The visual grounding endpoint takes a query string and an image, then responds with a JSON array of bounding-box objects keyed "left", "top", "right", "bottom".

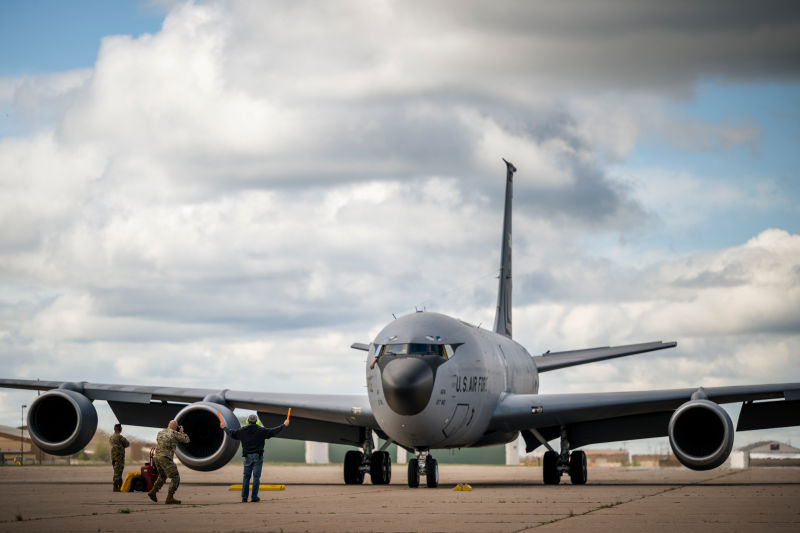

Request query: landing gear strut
[
  {"left": 343, "top": 430, "right": 392, "bottom": 485},
  {"left": 542, "top": 427, "right": 587, "bottom": 485},
  {"left": 407, "top": 449, "right": 438, "bottom": 488}
]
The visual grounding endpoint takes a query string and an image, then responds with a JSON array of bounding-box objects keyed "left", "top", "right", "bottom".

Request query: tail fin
[{"left": 493, "top": 159, "right": 516, "bottom": 338}]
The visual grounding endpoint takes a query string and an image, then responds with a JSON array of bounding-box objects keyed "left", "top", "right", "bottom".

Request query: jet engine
[
  {"left": 668, "top": 399, "right": 734, "bottom": 470},
  {"left": 174, "top": 401, "right": 241, "bottom": 471},
  {"left": 27, "top": 388, "right": 98, "bottom": 456}
]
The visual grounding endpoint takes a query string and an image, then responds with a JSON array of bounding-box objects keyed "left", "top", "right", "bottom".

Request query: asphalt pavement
[{"left": 1, "top": 464, "right": 798, "bottom": 532}]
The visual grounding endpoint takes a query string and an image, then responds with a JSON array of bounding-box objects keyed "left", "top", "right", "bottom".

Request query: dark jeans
[{"left": 242, "top": 453, "right": 264, "bottom": 500}]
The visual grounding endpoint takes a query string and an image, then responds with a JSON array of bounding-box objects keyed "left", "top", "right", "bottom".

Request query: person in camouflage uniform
[
  {"left": 147, "top": 419, "right": 190, "bottom": 504},
  {"left": 110, "top": 423, "right": 130, "bottom": 492}
]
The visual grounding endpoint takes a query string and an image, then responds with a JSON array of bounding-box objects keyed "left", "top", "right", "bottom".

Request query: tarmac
[{"left": 0, "top": 464, "right": 798, "bottom": 532}]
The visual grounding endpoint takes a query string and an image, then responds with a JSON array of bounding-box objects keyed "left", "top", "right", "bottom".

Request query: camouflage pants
[
  {"left": 111, "top": 457, "right": 125, "bottom": 486},
  {"left": 153, "top": 455, "right": 181, "bottom": 494}
]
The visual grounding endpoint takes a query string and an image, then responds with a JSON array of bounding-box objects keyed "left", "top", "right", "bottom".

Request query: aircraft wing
[
  {"left": 490, "top": 382, "right": 800, "bottom": 452},
  {"left": 0, "top": 378, "right": 376, "bottom": 446},
  {"left": 533, "top": 341, "right": 677, "bottom": 372}
]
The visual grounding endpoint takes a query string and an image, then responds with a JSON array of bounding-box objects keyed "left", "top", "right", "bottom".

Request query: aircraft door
[{"left": 442, "top": 403, "right": 471, "bottom": 438}]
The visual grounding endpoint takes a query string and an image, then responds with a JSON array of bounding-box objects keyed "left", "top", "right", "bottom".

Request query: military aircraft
[{"left": 2, "top": 160, "right": 798, "bottom": 487}]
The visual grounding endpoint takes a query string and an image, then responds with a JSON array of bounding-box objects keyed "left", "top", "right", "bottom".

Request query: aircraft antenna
[{"left": 493, "top": 158, "right": 516, "bottom": 338}]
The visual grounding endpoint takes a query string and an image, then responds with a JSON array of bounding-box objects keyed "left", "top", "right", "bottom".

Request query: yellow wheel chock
[{"left": 229, "top": 484, "right": 285, "bottom": 491}]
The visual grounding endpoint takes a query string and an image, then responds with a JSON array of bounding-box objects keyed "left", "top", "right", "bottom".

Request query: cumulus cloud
[{"left": 519, "top": 229, "right": 800, "bottom": 391}]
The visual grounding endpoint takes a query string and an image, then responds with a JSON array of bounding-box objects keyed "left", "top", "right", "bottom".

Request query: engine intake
[
  {"left": 175, "top": 401, "right": 240, "bottom": 471},
  {"left": 668, "top": 399, "right": 734, "bottom": 470},
  {"left": 27, "top": 389, "right": 98, "bottom": 456}
]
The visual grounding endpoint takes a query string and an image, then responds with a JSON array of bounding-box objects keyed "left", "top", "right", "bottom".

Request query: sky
[{"left": 1, "top": 0, "right": 799, "bottom": 456}]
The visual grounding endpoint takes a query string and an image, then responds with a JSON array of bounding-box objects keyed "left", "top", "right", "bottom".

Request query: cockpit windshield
[{"left": 381, "top": 343, "right": 454, "bottom": 359}]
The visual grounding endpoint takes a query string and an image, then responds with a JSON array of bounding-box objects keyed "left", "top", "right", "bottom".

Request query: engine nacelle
[
  {"left": 668, "top": 399, "right": 734, "bottom": 470},
  {"left": 175, "top": 401, "right": 241, "bottom": 471},
  {"left": 27, "top": 388, "right": 98, "bottom": 456}
]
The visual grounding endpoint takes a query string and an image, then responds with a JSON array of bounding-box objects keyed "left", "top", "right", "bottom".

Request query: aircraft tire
[
  {"left": 382, "top": 451, "right": 392, "bottom": 484},
  {"left": 130, "top": 476, "right": 146, "bottom": 492},
  {"left": 344, "top": 450, "right": 365, "bottom": 485},
  {"left": 425, "top": 456, "right": 439, "bottom": 488},
  {"left": 543, "top": 451, "right": 560, "bottom": 485},
  {"left": 370, "top": 451, "right": 391, "bottom": 485},
  {"left": 569, "top": 450, "right": 587, "bottom": 485},
  {"left": 408, "top": 458, "right": 420, "bottom": 488}
]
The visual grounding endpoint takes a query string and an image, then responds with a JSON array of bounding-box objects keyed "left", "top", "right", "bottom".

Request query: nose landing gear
[
  {"left": 542, "top": 427, "right": 587, "bottom": 485},
  {"left": 407, "top": 450, "right": 438, "bottom": 488},
  {"left": 343, "top": 431, "right": 392, "bottom": 485}
]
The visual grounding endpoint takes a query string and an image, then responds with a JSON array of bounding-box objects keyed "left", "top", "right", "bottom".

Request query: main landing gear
[
  {"left": 542, "top": 428, "right": 587, "bottom": 485},
  {"left": 341, "top": 433, "right": 440, "bottom": 488},
  {"left": 343, "top": 431, "right": 392, "bottom": 485},
  {"left": 407, "top": 449, "right": 438, "bottom": 488}
]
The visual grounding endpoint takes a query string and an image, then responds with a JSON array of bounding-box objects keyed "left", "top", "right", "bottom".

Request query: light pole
[{"left": 20, "top": 404, "right": 27, "bottom": 466}]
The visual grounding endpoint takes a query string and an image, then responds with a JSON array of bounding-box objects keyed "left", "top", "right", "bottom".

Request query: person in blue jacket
[{"left": 220, "top": 413, "right": 289, "bottom": 502}]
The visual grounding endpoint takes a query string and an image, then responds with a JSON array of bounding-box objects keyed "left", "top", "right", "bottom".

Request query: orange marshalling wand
[
  {"left": 217, "top": 411, "right": 223, "bottom": 424},
  {"left": 287, "top": 408, "right": 292, "bottom": 420}
]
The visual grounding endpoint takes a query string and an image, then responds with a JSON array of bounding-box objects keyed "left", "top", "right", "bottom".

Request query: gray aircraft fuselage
[{"left": 367, "top": 311, "right": 538, "bottom": 450}]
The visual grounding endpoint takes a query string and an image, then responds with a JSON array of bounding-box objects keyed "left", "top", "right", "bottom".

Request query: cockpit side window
[{"left": 443, "top": 344, "right": 454, "bottom": 360}]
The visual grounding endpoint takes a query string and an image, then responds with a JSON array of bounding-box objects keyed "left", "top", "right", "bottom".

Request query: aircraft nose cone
[{"left": 381, "top": 357, "right": 434, "bottom": 416}]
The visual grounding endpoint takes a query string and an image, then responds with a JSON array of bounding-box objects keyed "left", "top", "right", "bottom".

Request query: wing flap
[
  {"left": 737, "top": 399, "right": 800, "bottom": 431},
  {"left": 534, "top": 341, "right": 677, "bottom": 372},
  {"left": 108, "top": 400, "right": 185, "bottom": 428},
  {"left": 562, "top": 411, "right": 673, "bottom": 450},
  {"left": 521, "top": 411, "right": 675, "bottom": 453},
  {"left": 257, "top": 411, "right": 365, "bottom": 446}
]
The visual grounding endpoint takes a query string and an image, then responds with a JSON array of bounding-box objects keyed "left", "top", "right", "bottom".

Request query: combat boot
[
  {"left": 147, "top": 488, "right": 158, "bottom": 502},
  {"left": 165, "top": 492, "right": 181, "bottom": 504},
  {"left": 113, "top": 482, "right": 121, "bottom": 492}
]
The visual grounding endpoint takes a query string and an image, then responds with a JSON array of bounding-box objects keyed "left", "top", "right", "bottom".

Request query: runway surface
[{"left": 1, "top": 464, "right": 798, "bottom": 532}]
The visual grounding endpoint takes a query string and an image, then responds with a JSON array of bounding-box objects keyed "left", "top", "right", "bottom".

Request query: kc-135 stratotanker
[{"left": 3, "top": 160, "right": 799, "bottom": 487}]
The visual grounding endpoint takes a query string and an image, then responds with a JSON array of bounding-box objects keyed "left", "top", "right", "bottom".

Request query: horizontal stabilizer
[{"left": 534, "top": 341, "right": 677, "bottom": 372}]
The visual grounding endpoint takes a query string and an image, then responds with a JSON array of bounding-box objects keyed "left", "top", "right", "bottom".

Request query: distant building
[
  {"left": 0, "top": 424, "right": 30, "bottom": 464},
  {"left": 0, "top": 424, "right": 157, "bottom": 466},
  {"left": 730, "top": 441, "right": 800, "bottom": 468},
  {"left": 631, "top": 454, "right": 681, "bottom": 467},
  {"left": 79, "top": 429, "right": 154, "bottom": 464},
  {"left": 0, "top": 424, "right": 67, "bottom": 465},
  {"left": 586, "top": 449, "right": 629, "bottom": 466}
]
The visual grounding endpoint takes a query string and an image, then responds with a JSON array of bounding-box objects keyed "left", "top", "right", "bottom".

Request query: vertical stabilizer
[{"left": 493, "top": 159, "right": 516, "bottom": 338}]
